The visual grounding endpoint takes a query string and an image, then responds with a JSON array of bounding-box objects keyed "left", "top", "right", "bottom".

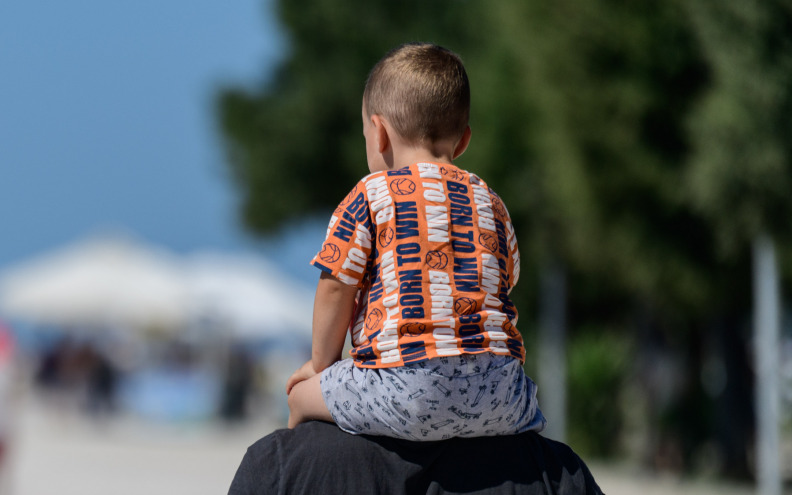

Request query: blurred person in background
[
  {"left": 34, "top": 336, "right": 120, "bottom": 417},
  {"left": 84, "top": 344, "right": 119, "bottom": 418},
  {"left": 220, "top": 345, "right": 254, "bottom": 422},
  {"left": 0, "top": 322, "right": 16, "bottom": 494}
]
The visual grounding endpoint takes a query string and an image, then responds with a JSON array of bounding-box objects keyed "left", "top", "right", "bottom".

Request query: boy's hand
[{"left": 286, "top": 359, "right": 317, "bottom": 395}]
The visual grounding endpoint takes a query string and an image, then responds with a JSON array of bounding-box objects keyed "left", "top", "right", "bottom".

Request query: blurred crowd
[
  {"left": 34, "top": 338, "right": 119, "bottom": 416},
  {"left": 0, "top": 319, "right": 305, "bottom": 428}
]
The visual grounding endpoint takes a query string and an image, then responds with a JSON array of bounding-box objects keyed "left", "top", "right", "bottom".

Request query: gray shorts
[{"left": 320, "top": 353, "right": 546, "bottom": 441}]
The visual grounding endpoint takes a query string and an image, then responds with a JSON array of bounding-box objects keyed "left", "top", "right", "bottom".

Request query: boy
[{"left": 286, "top": 42, "right": 546, "bottom": 441}]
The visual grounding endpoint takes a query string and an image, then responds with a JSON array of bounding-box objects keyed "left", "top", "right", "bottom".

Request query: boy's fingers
[
  {"left": 285, "top": 372, "right": 300, "bottom": 394},
  {"left": 286, "top": 360, "right": 315, "bottom": 394},
  {"left": 286, "top": 375, "right": 303, "bottom": 394}
]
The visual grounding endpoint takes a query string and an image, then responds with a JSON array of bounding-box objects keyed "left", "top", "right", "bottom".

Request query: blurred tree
[
  {"left": 686, "top": 1, "right": 792, "bottom": 250},
  {"left": 478, "top": 1, "right": 713, "bottom": 313},
  {"left": 218, "top": 0, "right": 486, "bottom": 231},
  {"left": 685, "top": 0, "right": 792, "bottom": 485}
]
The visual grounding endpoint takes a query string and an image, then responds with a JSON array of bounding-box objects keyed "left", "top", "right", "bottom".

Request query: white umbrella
[
  {"left": 185, "top": 253, "right": 313, "bottom": 340},
  {"left": 0, "top": 236, "right": 189, "bottom": 330}
]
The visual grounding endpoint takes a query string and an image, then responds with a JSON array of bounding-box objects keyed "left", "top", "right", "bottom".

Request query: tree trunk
[
  {"left": 752, "top": 234, "right": 781, "bottom": 495},
  {"left": 538, "top": 258, "right": 567, "bottom": 441}
]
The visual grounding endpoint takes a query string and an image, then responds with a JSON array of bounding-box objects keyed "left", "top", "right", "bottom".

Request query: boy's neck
[
  {"left": 385, "top": 133, "right": 460, "bottom": 171},
  {"left": 388, "top": 146, "right": 456, "bottom": 170},
  {"left": 369, "top": 113, "right": 470, "bottom": 172}
]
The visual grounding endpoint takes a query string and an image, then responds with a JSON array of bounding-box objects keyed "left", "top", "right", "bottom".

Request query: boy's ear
[
  {"left": 371, "top": 114, "right": 391, "bottom": 153},
  {"left": 452, "top": 126, "right": 472, "bottom": 159}
]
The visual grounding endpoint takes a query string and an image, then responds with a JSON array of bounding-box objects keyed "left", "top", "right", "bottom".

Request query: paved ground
[
  {"left": 2, "top": 394, "right": 279, "bottom": 495},
  {"left": 0, "top": 395, "right": 779, "bottom": 495}
]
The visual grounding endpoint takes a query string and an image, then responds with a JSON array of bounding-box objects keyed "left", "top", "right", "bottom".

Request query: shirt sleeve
[{"left": 310, "top": 181, "right": 375, "bottom": 289}]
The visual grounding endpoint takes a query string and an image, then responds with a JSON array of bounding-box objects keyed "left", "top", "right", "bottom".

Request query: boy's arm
[
  {"left": 285, "top": 272, "right": 358, "bottom": 394},
  {"left": 311, "top": 271, "right": 359, "bottom": 370}
]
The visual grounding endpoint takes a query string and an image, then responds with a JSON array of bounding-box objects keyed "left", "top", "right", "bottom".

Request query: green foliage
[
  {"left": 685, "top": 0, "right": 792, "bottom": 254},
  {"left": 567, "top": 329, "right": 630, "bottom": 458}
]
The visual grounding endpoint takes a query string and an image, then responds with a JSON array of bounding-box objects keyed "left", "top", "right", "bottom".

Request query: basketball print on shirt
[
  {"left": 389, "top": 178, "right": 416, "bottom": 196},
  {"left": 378, "top": 227, "right": 395, "bottom": 248},
  {"left": 366, "top": 308, "right": 384, "bottom": 330},
  {"left": 400, "top": 322, "right": 427, "bottom": 336},
  {"left": 319, "top": 243, "right": 342, "bottom": 263},
  {"left": 490, "top": 191, "right": 507, "bottom": 217},
  {"left": 479, "top": 232, "right": 498, "bottom": 253},
  {"left": 425, "top": 250, "right": 449, "bottom": 270},
  {"left": 440, "top": 165, "right": 466, "bottom": 181},
  {"left": 454, "top": 297, "right": 477, "bottom": 315}
]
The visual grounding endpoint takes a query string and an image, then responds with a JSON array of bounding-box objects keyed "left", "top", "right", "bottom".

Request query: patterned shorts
[{"left": 320, "top": 353, "right": 546, "bottom": 441}]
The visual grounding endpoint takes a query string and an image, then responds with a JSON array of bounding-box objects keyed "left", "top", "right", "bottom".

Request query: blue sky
[{"left": 0, "top": 0, "right": 324, "bottom": 285}]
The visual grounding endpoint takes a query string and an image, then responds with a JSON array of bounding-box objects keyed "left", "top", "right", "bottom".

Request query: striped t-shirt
[{"left": 311, "top": 162, "right": 523, "bottom": 368}]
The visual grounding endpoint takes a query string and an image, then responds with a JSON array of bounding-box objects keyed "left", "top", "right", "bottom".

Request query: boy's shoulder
[
  {"left": 350, "top": 163, "right": 509, "bottom": 214},
  {"left": 357, "top": 162, "right": 479, "bottom": 183},
  {"left": 349, "top": 165, "right": 423, "bottom": 196}
]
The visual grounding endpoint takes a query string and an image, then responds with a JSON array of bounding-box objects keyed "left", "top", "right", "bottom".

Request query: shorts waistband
[{"left": 402, "top": 353, "right": 515, "bottom": 378}]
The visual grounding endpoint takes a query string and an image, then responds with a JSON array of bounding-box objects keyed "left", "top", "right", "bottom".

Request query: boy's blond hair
[{"left": 363, "top": 42, "right": 470, "bottom": 145}]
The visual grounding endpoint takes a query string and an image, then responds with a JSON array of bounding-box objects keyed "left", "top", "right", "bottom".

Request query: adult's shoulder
[{"left": 228, "top": 421, "right": 603, "bottom": 495}]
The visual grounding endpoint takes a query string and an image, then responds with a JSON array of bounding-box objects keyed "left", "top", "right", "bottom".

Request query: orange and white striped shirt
[{"left": 311, "top": 162, "right": 523, "bottom": 368}]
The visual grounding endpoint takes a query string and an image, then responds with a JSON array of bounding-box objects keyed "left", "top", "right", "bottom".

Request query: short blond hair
[{"left": 363, "top": 43, "right": 470, "bottom": 144}]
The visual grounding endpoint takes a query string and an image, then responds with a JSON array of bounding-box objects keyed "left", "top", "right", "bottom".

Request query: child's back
[
  {"left": 286, "top": 43, "right": 545, "bottom": 440},
  {"left": 317, "top": 162, "right": 521, "bottom": 367}
]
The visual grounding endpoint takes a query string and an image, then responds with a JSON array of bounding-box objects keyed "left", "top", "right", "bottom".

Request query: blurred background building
[{"left": 1, "top": 1, "right": 791, "bottom": 494}]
